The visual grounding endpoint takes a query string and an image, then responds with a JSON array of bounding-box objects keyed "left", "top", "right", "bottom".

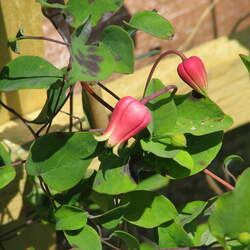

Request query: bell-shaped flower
[
  {"left": 177, "top": 56, "right": 208, "bottom": 96},
  {"left": 94, "top": 96, "right": 151, "bottom": 154}
]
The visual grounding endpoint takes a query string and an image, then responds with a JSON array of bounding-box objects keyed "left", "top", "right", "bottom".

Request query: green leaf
[
  {"left": 145, "top": 79, "right": 177, "bottom": 137},
  {"left": 141, "top": 139, "right": 193, "bottom": 169},
  {"left": 68, "top": 41, "right": 115, "bottom": 83},
  {"left": 172, "top": 93, "right": 233, "bottom": 136},
  {"left": 177, "top": 201, "right": 207, "bottom": 226},
  {"left": 55, "top": 205, "right": 87, "bottom": 231},
  {"left": 209, "top": 168, "right": 250, "bottom": 240},
  {"left": 111, "top": 231, "right": 140, "bottom": 250},
  {"left": 0, "top": 166, "right": 16, "bottom": 189},
  {"left": 93, "top": 155, "right": 136, "bottom": 195},
  {"left": 140, "top": 242, "right": 158, "bottom": 250},
  {"left": 122, "top": 190, "right": 177, "bottom": 228},
  {"left": 36, "top": 0, "right": 66, "bottom": 9},
  {"left": 0, "top": 56, "right": 63, "bottom": 91},
  {"left": 71, "top": 16, "right": 92, "bottom": 44},
  {"left": 136, "top": 173, "right": 169, "bottom": 191},
  {"left": 192, "top": 223, "right": 216, "bottom": 246},
  {"left": 158, "top": 220, "right": 194, "bottom": 248},
  {"left": 65, "top": 225, "right": 101, "bottom": 250},
  {"left": 146, "top": 131, "right": 223, "bottom": 178},
  {"left": 65, "top": 0, "right": 89, "bottom": 28},
  {"left": 0, "top": 143, "right": 11, "bottom": 166},
  {"left": 92, "top": 203, "right": 129, "bottom": 229},
  {"left": 101, "top": 25, "right": 134, "bottom": 74},
  {"left": 26, "top": 132, "right": 98, "bottom": 191},
  {"left": 30, "top": 81, "right": 68, "bottom": 124},
  {"left": 239, "top": 54, "right": 250, "bottom": 73},
  {"left": 127, "top": 11, "right": 174, "bottom": 39},
  {"left": 65, "top": 0, "right": 123, "bottom": 27},
  {"left": 89, "top": 0, "right": 124, "bottom": 26}
]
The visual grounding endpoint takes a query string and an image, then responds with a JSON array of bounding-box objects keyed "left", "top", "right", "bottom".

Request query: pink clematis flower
[
  {"left": 177, "top": 56, "right": 208, "bottom": 96},
  {"left": 94, "top": 96, "right": 151, "bottom": 154}
]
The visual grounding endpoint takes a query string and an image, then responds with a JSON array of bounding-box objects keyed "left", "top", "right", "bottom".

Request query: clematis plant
[{"left": 0, "top": 1, "right": 244, "bottom": 250}]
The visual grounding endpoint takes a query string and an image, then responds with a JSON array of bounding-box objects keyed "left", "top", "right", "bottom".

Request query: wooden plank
[{"left": 0, "top": 0, "right": 46, "bottom": 124}]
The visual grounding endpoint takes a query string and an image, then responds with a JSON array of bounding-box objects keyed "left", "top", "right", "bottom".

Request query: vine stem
[
  {"left": 17, "top": 36, "right": 70, "bottom": 47},
  {"left": 101, "top": 239, "right": 120, "bottom": 250},
  {"left": 0, "top": 99, "right": 37, "bottom": 139},
  {"left": 143, "top": 49, "right": 187, "bottom": 97},
  {"left": 203, "top": 169, "right": 235, "bottom": 191},
  {"left": 81, "top": 82, "right": 114, "bottom": 112},
  {"left": 38, "top": 176, "right": 57, "bottom": 210},
  {"left": 141, "top": 85, "right": 177, "bottom": 104}
]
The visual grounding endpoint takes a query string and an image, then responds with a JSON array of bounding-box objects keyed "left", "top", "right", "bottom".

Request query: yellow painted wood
[{"left": 0, "top": 0, "right": 46, "bottom": 124}]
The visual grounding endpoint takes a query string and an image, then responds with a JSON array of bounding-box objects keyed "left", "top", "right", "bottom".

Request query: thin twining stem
[
  {"left": 203, "top": 168, "right": 234, "bottom": 191},
  {"left": 17, "top": 36, "right": 70, "bottom": 47},
  {"left": 0, "top": 99, "right": 37, "bottom": 138},
  {"left": 81, "top": 82, "right": 114, "bottom": 112},
  {"left": 141, "top": 85, "right": 177, "bottom": 105},
  {"left": 143, "top": 49, "right": 187, "bottom": 97},
  {"left": 97, "top": 82, "right": 120, "bottom": 101}
]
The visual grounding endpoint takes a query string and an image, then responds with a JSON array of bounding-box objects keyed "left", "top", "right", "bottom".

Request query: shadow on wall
[{"left": 229, "top": 13, "right": 250, "bottom": 51}]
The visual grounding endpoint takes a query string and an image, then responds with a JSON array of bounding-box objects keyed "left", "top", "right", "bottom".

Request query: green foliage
[
  {"left": 127, "top": 10, "right": 174, "bottom": 39},
  {"left": 36, "top": 0, "right": 66, "bottom": 8},
  {"left": 122, "top": 190, "right": 178, "bottom": 228},
  {"left": 111, "top": 231, "right": 140, "bottom": 250},
  {"left": 65, "top": 0, "right": 124, "bottom": 27},
  {"left": 1, "top": 2, "right": 240, "bottom": 249},
  {"left": 31, "top": 81, "right": 68, "bottom": 124},
  {"left": 55, "top": 205, "right": 87, "bottom": 230},
  {"left": 68, "top": 41, "right": 115, "bottom": 83},
  {"left": 0, "top": 166, "right": 16, "bottom": 189},
  {"left": 158, "top": 220, "right": 194, "bottom": 248},
  {"left": 26, "top": 132, "right": 98, "bottom": 191},
  {"left": 0, "top": 56, "right": 63, "bottom": 91},
  {"left": 101, "top": 25, "right": 134, "bottom": 74},
  {"left": 239, "top": 54, "right": 250, "bottom": 73},
  {"left": 146, "top": 79, "right": 177, "bottom": 137},
  {"left": 92, "top": 203, "right": 129, "bottom": 229},
  {"left": 209, "top": 168, "right": 250, "bottom": 245},
  {"left": 65, "top": 225, "right": 101, "bottom": 250},
  {"left": 93, "top": 154, "right": 137, "bottom": 194}
]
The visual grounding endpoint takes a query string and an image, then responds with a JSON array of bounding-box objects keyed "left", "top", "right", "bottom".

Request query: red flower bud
[
  {"left": 177, "top": 56, "right": 208, "bottom": 96},
  {"left": 94, "top": 96, "right": 151, "bottom": 154}
]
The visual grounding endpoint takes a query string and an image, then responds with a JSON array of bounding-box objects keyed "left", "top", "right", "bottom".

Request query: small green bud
[
  {"left": 238, "top": 232, "right": 250, "bottom": 245},
  {"left": 170, "top": 134, "right": 187, "bottom": 148}
]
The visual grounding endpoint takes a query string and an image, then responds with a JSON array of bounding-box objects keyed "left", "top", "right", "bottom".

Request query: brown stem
[
  {"left": 0, "top": 99, "right": 37, "bottom": 138},
  {"left": 141, "top": 85, "right": 177, "bottom": 104},
  {"left": 203, "top": 169, "right": 234, "bottom": 191},
  {"left": 97, "top": 82, "right": 120, "bottom": 101},
  {"left": 18, "top": 36, "right": 70, "bottom": 47},
  {"left": 38, "top": 176, "right": 57, "bottom": 210},
  {"left": 0, "top": 160, "right": 26, "bottom": 168},
  {"left": 81, "top": 82, "right": 114, "bottom": 112},
  {"left": 69, "top": 86, "right": 74, "bottom": 132},
  {"left": 143, "top": 49, "right": 187, "bottom": 97}
]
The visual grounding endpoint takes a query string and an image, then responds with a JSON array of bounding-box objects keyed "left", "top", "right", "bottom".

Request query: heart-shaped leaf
[
  {"left": 101, "top": 25, "right": 134, "bottom": 74},
  {"left": 127, "top": 11, "right": 174, "bottom": 39},
  {"left": 0, "top": 56, "right": 63, "bottom": 91},
  {"left": 26, "top": 132, "right": 98, "bottom": 191}
]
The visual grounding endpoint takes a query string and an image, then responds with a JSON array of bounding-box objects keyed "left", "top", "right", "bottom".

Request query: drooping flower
[
  {"left": 177, "top": 56, "right": 208, "bottom": 96},
  {"left": 94, "top": 96, "right": 151, "bottom": 154}
]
